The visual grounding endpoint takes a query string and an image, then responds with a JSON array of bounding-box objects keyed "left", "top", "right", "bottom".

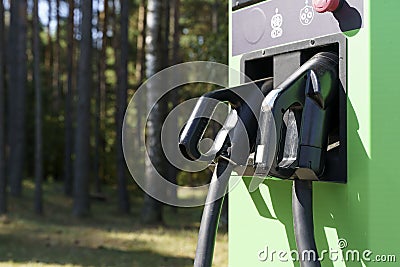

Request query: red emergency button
[{"left": 312, "top": 0, "right": 341, "bottom": 13}]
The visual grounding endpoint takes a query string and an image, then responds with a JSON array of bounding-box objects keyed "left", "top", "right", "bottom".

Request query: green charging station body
[{"left": 228, "top": 0, "right": 400, "bottom": 266}]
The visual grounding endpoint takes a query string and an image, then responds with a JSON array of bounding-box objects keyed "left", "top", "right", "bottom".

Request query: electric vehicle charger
[
  {"left": 179, "top": 78, "right": 273, "bottom": 267},
  {"left": 179, "top": 52, "right": 338, "bottom": 267},
  {"left": 255, "top": 52, "right": 339, "bottom": 179},
  {"left": 255, "top": 52, "right": 339, "bottom": 267},
  {"left": 226, "top": 0, "right": 372, "bottom": 264}
]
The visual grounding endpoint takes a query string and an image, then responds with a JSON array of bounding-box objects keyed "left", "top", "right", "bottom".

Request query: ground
[{"left": 0, "top": 181, "right": 228, "bottom": 267}]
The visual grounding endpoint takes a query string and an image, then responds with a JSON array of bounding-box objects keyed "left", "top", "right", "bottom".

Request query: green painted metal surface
[{"left": 228, "top": 0, "right": 400, "bottom": 266}]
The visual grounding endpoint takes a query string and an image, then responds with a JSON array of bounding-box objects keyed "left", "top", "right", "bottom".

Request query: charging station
[
  {"left": 228, "top": 1, "right": 400, "bottom": 266},
  {"left": 179, "top": 0, "right": 400, "bottom": 266}
]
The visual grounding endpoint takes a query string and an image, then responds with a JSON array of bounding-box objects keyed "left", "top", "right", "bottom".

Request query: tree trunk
[
  {"left": 135, "top": 0, "right": 147, "bottom": 84},
  {"left": 47, "top": 0, "right": 54, "bottom": 98},
  {"left": 33, "top": 0, "right": 43, "bottom": 214},
  {"left": 0, "top": 0, "right": 7, "bottom": 214},
  {"left": 98, "top": 0, "right": 109, "bottom": 192},
  {"left": 141, "top": 0, "right": 170, "bottom": 224},
  {"left": 93, "top": 0, "right": 101, "bottom": 195},
  {"left": 135, "top": 0, "right": 147, "bottom": 160},
  {"left": 8, "top": 0, "right": 27, "bottom": 197},
  {"left": 164, "top": 0, "right": 181, "bottom": 205},
  {"left": 212, "top": 0, "right": 219, "bottom": 34},
  {"left": 172, "top": 0, "right": 180, "bottom": 65},
  {"left": 116, "top": 0, "right": 130, "bottom": 213},
  {"left": 64, "top": 0, "right": 74, "bottom": 196},
  {"left": 73, "top": 0, "right": 92, "bottom": 217},
  {"left": 54, "top": 0, "right": 61, "bottom": 109},
  {"left": 162, "top": 0, "right": 170, "bottom": 67}
]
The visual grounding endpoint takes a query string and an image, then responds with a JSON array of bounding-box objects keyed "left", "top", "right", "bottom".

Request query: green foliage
[{"left": 180, "top": 0, "right": 228, "bottom": 63}]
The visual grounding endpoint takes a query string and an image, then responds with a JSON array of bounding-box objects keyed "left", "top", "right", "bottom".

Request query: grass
[{"left": 0, "top": 181, "right": 228, "bottom": 267}]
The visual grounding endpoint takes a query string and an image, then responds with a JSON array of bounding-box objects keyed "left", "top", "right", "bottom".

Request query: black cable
[
  {"left": 292, "top": 179, "right": 321, "bottom": 267},
  {"left": 194, "top": 159, "right": 233, "bottom": 267}
]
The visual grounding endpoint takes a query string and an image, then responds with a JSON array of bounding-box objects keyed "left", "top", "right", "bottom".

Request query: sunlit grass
[{"left": 0, "top": 181, "right": 227, "bottom": 267}]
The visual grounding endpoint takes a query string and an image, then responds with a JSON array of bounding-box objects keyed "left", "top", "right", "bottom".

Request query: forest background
[{"left": 0, "top": 0, "right": 228, "bottom": 266}]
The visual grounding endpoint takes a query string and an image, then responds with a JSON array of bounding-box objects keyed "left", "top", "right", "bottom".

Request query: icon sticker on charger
[
  {"left": 271, "top": 8, "right": 283, "bottom": 38},
  {"left": 300, "top": 0, "right": 314, "bottom": 25}
]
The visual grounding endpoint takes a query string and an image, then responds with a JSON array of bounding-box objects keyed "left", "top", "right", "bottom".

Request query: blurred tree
[
  {"left": 33, "top": 0, "right": 43, "bottom": 214},
  {"left": 141, "top": 0, "right": 169, "bottom": 224},
  {"left": 172, "top": 0, "right": 181, "bottom": 65},
  {"left": 212, "top": 0, "right": 218, "bottom": 33},
  {"left": 0, "top": 0, "right": 6, "bottom": 214},
  {"left": 55, "top": 0, "right": 62, "bottom": 109},
  {"left": 46, "top": 0, "right": 54, "bottom": 99},
  {"left": 64, "top": 0, "right": 75, "bottom": 196},
  {"left": 135, "top": 0, "right": 147, "bottom": 85},
  {"left": 96, "top": 0, "right": 109, "bottom": 193},
  {"left": 93, "top": 0, "right": 105, "bottom": 195},
  {"left": 134, "top": 0, "right": 147, "bottom": 159},
  {"left": 8, "top": 0, "right": 28, "bottom": 197},
  {"left": 73, "top": 0, "right": 93, "bottom": 217},
  {"left": 116, "top": 0, "right": 130, "bottom": 213},
  {"left": 163, "top": 0, "right": 181, "bottom": 207}
]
